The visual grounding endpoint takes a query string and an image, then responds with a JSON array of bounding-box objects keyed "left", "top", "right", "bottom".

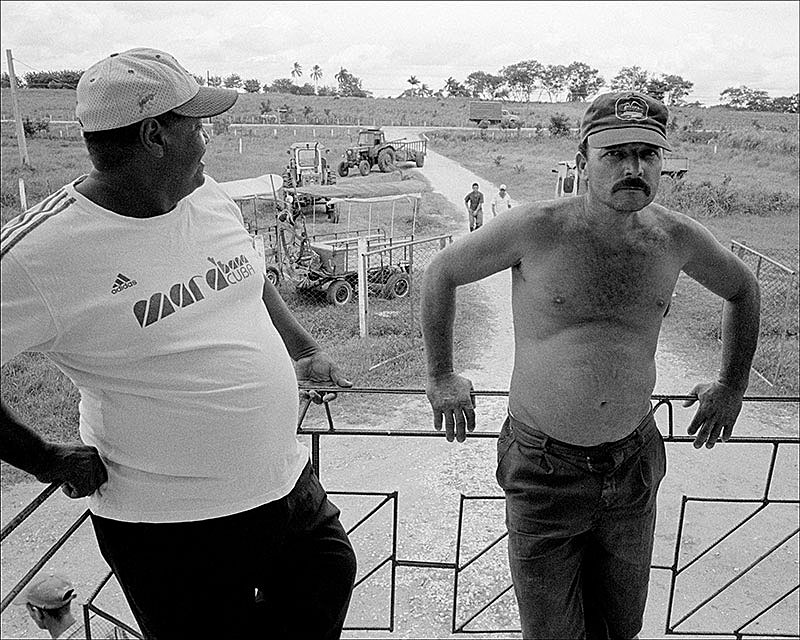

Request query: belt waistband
[{"left": 507, "top": 408, "right": 654, "bottom": 458}]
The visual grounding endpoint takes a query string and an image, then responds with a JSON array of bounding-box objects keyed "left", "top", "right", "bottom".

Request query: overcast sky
[{"left": 1, "top": 1, "right": 798, "bottom": 104}]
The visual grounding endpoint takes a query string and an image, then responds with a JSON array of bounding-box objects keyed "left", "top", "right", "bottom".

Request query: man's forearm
[
  {"left": 0, "top": 403, "right": 54, "bottom": 478},
  {"left": 261, "top": 278, "right": 319, "bottom": 360},
  {"left": 719, "top": 280, "right": 761, "bottom": 393},
  {"left": 421, "top": 269, "right": 458, "bottom": 378}
]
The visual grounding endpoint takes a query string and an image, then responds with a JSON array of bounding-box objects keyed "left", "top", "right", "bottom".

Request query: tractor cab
[
  {"left": 285, "top": 142, "right": 333, "bottom": 187},
  {"left": 357, "top": 128, "right": 385, "bottom": 148}
]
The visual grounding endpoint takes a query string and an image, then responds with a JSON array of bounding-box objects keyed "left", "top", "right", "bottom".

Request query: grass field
[{"left": 4, "top": 88, "right": 798, "bottom": 132}]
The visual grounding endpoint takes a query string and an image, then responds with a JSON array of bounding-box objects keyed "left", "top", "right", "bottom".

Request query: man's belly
[{"left": 508, "top": 338, "right": 656, "bottom": 445}]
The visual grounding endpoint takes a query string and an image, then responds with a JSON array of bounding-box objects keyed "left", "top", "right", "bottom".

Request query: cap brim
[
  {"left": 587, "top": 127, "right": 671, "bottom": 151},
  {"left": 172, "top": 87, "right": 238, "bottom": 119}
]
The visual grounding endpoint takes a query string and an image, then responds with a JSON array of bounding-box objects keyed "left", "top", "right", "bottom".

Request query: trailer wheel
[
  {"left": 358, "top": 160, "right": 371, "bottom": 176},
  {"left": 415, "top": 153, "right": 425, "bottom": 168},
  {"left": 265, "top": 266, "right": 281, "bottom": 286},
  {"left": 326, "top": 280, "right": 353, "bottom": 306},
  {"left": 337, "top": 161, "right": 350, "bottom": 178},
  {"left": 382, "top": 273, "right": 411, "bottom": 299},
  {"left": 377, "top": 148, "right": 396, "bottom": 173}
]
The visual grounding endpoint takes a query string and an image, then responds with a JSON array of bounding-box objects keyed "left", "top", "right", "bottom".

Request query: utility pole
[{"left": 6, "top": 49, "right": 30, "bottom": 165}]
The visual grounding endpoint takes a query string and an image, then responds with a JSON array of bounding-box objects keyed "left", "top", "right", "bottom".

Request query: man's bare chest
[{"left": 514, "top": 237, "right": 681, "bottom": 320}]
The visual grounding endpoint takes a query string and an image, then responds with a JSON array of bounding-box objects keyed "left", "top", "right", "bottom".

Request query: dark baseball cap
[{"left": 580, "top": 91, "right": 671, "bottom": 151}]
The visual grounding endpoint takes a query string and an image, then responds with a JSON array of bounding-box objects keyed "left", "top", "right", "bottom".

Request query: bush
[
  {"left": 656, "top": 175, "right": 797, "bottom": 218},
  {"left": 22, "top": 117, "right": 49, "bottom": 138},
  {"left": 548, "top": 113, "right": 572, "bottom": 137}
]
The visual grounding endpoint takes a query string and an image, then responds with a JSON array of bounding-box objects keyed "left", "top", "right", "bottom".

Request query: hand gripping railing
[{"left": 2, "top": 389, "right": 799, "bottom": 638}]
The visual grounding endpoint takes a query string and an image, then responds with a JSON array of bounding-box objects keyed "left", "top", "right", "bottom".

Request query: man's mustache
[{"left": 612, "top": 178, "right": 651, "bottom": 196}]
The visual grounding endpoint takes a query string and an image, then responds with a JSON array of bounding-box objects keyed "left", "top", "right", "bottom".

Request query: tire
[
  {"left": 382, "top": 273, "right": 411, "bottom": 299},
  {"left": 337, "top": 161, "right": 350, "bottom": 178},
  {"left": 358, "top": 160, "right": 371, "bottom": 176},
  {"left": 415, "top": 153, "right": 425, "bottom": 168},
  {"left": 377, "top": 148, "right": 396, "bottom": 173},
  {"left": 265, "top": 266, "right": 280, "bottom": 286},
  {"left": 326, "top": 280, "right": 353, "bottom": 306}
]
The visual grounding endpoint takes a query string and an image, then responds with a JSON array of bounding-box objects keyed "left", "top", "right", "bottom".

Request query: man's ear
[
  {"left": 575, "top": 150, "right": 587, "bottom": 174},
  {"left": 139, "top": 118, "right": 167, "bottom": 159},
  {"left": 26, "top": 603, "right": 44, "bottom": 625}
]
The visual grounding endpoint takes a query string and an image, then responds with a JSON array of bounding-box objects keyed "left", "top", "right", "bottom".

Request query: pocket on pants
[{"left": 638, "top": 429, "right": 667, "bottom": 490}]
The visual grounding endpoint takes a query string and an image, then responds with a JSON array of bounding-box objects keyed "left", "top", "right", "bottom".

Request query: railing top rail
[
  {"left": 731, "top": 240, "right": 797, "bottom": 275},
  {"left": 361, "top": 235, "right": 452, "bottom": 257}
]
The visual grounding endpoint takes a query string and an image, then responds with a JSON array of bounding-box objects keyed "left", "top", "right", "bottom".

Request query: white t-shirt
[
  {"left": 1, "top": 176, "right": 308, "bottom": 523},
  {"left": 491, "top": 192, "right": 512, "bottom": 216}
]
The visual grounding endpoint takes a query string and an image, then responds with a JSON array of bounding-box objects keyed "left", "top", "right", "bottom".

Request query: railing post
[{"left": 358, "top": 237, "right": 369, "bottom": 338}]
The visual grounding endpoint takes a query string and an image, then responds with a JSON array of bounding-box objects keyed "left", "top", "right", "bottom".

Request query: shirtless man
[{"left": 421, "top": 92, "right": 760, "bottom": 639}]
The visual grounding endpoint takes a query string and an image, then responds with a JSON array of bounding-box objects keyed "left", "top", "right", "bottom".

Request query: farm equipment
[
  {"left": 337, "top": 127, "right": 427, "bottom": 177},
  {"left": 283, "top": 141, "right": 338, "bottom": 220},
  {"left": 295, "top": 232, "right": 413, "bottom": 306},
  {"left": 553, "top": 154, "right": 690, "bottom": 197},
  {"left": 661, "top": 156, "right": 689, "bottom": 179},
  {"left": 468, "top": 101, "right": 522, "bottom": 129}
]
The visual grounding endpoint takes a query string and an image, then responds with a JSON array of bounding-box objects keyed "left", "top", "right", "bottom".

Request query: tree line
[{"left": 2, "top": 59, "right": 797, "bottom": 113}]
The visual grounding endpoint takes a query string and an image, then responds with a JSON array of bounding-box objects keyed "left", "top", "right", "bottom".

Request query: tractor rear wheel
[
  {"left": 415, "top": 153, "right": 425, "bottom": 168},
  {"left": 326, "top": 280, "right": 353, "bottom": 306},
  {"left": 382, "top": 273, "right": 411, "bottom": 299},
  {"left": 337, "top": 161, "right": 350, "bottom": 178},
  {"left": 377, "top": 148, "right": 396, "bottom": 173},
  {"left": 358, "top": 160, "right": 371, "bottom": 176}
]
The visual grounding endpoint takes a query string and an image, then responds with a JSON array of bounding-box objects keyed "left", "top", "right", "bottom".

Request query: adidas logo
[{"left": 111, "top": 273, "right": 138, "bottom": 295}]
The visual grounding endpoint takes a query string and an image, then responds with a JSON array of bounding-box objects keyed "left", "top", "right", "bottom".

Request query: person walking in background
[
  {"left": 13, "top": 573, "right": 131, "bottom": 638},
  {"left": 1, "top": 47, "right": 356, "bottom": 639},
  {"left": 421, "top": 91, "right": 760, "bottom": 639},
  {"left": 464, "top": 182, "right": 485, "bottom": 231},
  {"left": 491, "top": 184, "right": 512, "bottom": 217}
]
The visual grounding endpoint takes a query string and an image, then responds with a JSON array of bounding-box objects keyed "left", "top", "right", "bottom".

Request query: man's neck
[
  {"left": 46, "top": 611, "right": 76, "bottom": 638},
  {"left": 75, "top": 169, "right": 178, "bottom": 219}
]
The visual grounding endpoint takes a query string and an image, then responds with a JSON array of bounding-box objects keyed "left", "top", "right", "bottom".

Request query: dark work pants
[
  {"left": 91, "top": 461, "right": 356, "bottom": 639},
  {"left": 496, "top": 412, "right": 666, "bottom": 640}
]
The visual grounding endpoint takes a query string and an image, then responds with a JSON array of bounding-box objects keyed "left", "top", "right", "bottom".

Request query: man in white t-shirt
[
  {"left": 491, "top": 184, "right": 512, "bottom": 217},
  {"left": 1, "top": 48, "right": 356, "bottom": 639}
]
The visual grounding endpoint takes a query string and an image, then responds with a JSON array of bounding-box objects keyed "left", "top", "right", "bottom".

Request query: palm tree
[
  {"left": 335, "top": 67, "right": 348, "bottom": 83},
  {"left": 291, "top": 62, "right": 303, "bottom": 80},
  {"left": 418, "top": 83, "right": 433, "bottom": 98},
  {"left": 407, "top": 75, "right": 420, "bottom": 97},
  {"left": 310, "top": 65, "right": 323, "bottom": 95}
]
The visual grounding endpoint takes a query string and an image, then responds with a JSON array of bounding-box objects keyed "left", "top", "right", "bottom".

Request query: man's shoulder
[{"left": 1, "top": 184, "right": 84, "bottom": 258}]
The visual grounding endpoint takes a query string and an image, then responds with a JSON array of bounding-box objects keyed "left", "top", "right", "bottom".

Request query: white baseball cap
[
  {"left": 12, "top": 574, "right": 76, "bottom": 610},
  {"left": 499, "top": 184, "right": 507, "bottom": 190},
  {"left": 76, "top": 48, "right": 238, "bottom": 132}
]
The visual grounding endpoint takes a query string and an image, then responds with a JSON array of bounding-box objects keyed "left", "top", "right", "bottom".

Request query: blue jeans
[
  {"left": 91, "top": 461, "right": 356, "bottom": 639},
  {"left": 496, "top": 411, "right": 666, "bottom": 640}
]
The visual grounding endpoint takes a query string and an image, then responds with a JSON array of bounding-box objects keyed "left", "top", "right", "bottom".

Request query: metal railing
[{"left": 2, "top": 390, "right": 798, "bottom": 638}]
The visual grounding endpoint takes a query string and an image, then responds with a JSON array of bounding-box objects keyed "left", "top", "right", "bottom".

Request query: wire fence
[{"left": 724, "top": 241, "right": 798, "bottom": 387}]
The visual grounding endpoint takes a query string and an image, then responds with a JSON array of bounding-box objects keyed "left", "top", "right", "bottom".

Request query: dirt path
[{"left": 2, "top": 134, "right": 797, "bottom": 639}]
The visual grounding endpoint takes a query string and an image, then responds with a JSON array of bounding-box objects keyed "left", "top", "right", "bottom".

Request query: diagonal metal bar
[
  {"left": 454, "top": 583, "right": 516, "bottom": 633},
  {"left": 676, "top": 501, "right": 767, "bottom": 574},
  {"left": 670, "top": 526, "right": 799, "bottom": 630},
  {"left": 458, "top": 531, "right": 508, "bottom": 572},
  {"left": 0, "top": 482, "right": 59, "bottom": 542},
  {"left": 734, "top": 584, "right": 800, "bottom": 636},
  {"left": 0, "top": 509, "right": 91, "bottom": 612}
]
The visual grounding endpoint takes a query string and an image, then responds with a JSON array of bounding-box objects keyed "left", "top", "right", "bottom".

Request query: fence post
[
  {"left": 358, "top": 238, "right": 369, "bottom": 338},
  {"left": 18, "top": 178, "right": 27, "bottom": 210}
]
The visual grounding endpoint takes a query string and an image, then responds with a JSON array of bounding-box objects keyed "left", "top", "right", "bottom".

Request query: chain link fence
[{"left": 726, "top": 240, "right": 798, "bottom": 387}]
